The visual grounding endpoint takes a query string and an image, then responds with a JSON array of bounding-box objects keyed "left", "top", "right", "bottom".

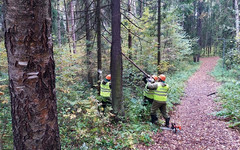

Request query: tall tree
[
  {"left": 84, "top": 0, "right": 93, "bottom": 87},
  {"left": 57, "top": 0, "right": 62, "bottom": 47},
  {"left": 157, "top": 0, "right": 161, "bottom": 72},
  {"left": 64, "top": 0, "right": 72, "bottom": 53},
  {"left": 96, "top": 0, "right": 102, "bottom": 94},
  {"left": 111, "top": 0, "right": 125, "bottom": 118},
  {"left": 196, "top": 0, "right": 203, "bottom": 62},
  {"left": 128, "top": 0, "right": 133, "bottom": 59},
  {"left": 235, "top": 0, "right": 239, "bottom": 47},
  {"left": 4, "top": 0, "right": 61, "bottom": 149},
  {"left": 70, "top": 0, "right": 76, "bottom": 53}
]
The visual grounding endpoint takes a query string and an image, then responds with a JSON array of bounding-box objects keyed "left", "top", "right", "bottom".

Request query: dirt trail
[{"left": 139, "top": 57, "right": 240, "bottom": 150}]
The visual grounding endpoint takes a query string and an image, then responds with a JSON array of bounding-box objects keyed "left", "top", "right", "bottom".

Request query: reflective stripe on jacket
[
  {"left": 143, "top": 84, "right": 154, "bottom": 99},
  {"left": 100, "top": 81, "right": 111, "bottom": 97},
  {"left": 153, "top": 82, "right": 169, "bottom": 102}
]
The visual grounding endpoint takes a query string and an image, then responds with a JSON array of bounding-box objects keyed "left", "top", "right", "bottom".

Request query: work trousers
[
  {"left": 143, "top": 96, "right": 153, "bottom": 106},
  {"left": 101, "top": 97, "right": 111, "bottom": 109},
  {"left": 150, "top": 100, "right": 169, "bottom": 119}
]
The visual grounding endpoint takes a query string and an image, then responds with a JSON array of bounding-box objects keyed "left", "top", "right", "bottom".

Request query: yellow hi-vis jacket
[
  {"left": 153, "top": 82, "right": 169, "bottom": 102},
  {"left": 143, "top": 84, "right": 154, "bottom": 99},
  {"left": 100, "top": 81, "right": 111, "bottom": 98}
]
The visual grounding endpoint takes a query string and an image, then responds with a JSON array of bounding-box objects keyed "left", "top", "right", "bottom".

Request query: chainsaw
[{"left": 160, "top": 123, "right": 181, "bottom": 133}]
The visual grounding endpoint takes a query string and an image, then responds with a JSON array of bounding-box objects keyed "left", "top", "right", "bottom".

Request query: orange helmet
[
  {"left": 158, "top": 74, "right": 166, "bottom": 81},
  {"left": 152, "top": 75, "right": 159, "bottom": 81},
  {"left": 106, "top": 74, "right": 111, "bottom": 80}
]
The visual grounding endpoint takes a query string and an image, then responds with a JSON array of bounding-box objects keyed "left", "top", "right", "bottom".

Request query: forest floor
[{"left": 138, "top": 57, "right": 240, "bottom": 150}]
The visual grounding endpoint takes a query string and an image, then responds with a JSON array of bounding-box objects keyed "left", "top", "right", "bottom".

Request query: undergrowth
[
  {"left": 0, "top": 45, "right": 200, "bottom": 149},
  {"left": 211, "top": 59, "right": 240, "bottom": 128},
  {"left": 0, "top": 43, "right": 13, "bottom": 150},
  {"left": 55, "top": 47, "right": 200, "bottom": 149}
]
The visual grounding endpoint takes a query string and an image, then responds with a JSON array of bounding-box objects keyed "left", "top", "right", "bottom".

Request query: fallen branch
[{"left": 207, "top": 92, "right": 217, "bottom": 96}]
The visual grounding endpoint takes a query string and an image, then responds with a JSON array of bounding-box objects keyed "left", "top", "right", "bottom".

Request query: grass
[{"left": 211, "top": 59, "right": 240, "bottom": 128}]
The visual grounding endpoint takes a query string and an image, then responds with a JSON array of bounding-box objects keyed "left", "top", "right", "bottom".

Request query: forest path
[{"left": 139, "top": 57, "right": 240, "bottom": 150}]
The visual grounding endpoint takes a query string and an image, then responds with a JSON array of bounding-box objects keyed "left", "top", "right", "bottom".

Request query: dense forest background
[{"left": 0, "top": 0, "right": 240, "bottom": 149}]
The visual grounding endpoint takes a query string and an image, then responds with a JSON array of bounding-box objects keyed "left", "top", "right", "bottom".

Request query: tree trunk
[
  {"left": 192, "top": 1, "right": 197, "bottom": 37},
  {"left": 197, "top": 0, "right": 203, "bottom": 58},
  {"left": 84, "top": 0, "right": 93, "bottom": 87},
  {"left": 157, "top": 0, "right": 161, "bottom": 73},
  {"left": 64, "top": 0, "right": 72, "bottom": 53},
  {"left": 57, "top": 0, "right": 62, "bottom": 48},
  {"left": 4, "top": 0, "right": 61, "bottom": 149},
  {"left": 111, "top": 0, "right": 125, "bottom": 118},
  {"left": 70, "top": 0, "right": 76, "bottom": 53},
  {"left": 128, "top": 0, "right": 133, "bottom": 59},
  {"left": 235, "top": 0, "right": 239, "bottom": 47},
  {"left": 96, "top": 0, "right": 102, "bottom": 95},
  {"left": 139, "top": 0, "right": 143, "bottom": 17},
  {"left": 210, "top": 45, "right": 212, "bottom": 54}
]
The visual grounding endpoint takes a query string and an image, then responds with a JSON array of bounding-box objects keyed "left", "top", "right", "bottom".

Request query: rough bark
[
  {"left": 157, "top": 0, "right": 161, "bottom": 72},
  {"left": 111, "top": 0, "right": 125, "bottom": 118},
  {"left": 4, "top": 0, "right": 61, "bottom": 149},
  {"left": 96, "top": 0, "right": 102, "bottom": 95},
  {"left": 70, "top": 0, "right": 76, "bottom": 53},
  {"left": 57, "top": 0, "right": 62, "bottom": 48}
]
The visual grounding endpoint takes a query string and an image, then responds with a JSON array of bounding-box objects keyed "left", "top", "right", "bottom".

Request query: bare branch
[
  {"left": 121, "top": 12, "right": 143, "bottom": 30},
  {"left": 102, "top": 34, "right": 111, "bottom": 44}
]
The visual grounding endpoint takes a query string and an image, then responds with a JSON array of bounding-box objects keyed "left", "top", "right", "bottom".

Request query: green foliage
[
  {"left": 0, "top": 45, "right": 13, "bottom": 150},
  {"left": 161, "top": 6, "right": 193, "bottom": 62},
  {"left": 158, "top": 61, "right": 174, "bottom": 74},
  {"left": 224, "top": 49, "right": 240, "bottom": 69},
  {"left": 212, "top": 59, "right": 240, "bottom": 128}
]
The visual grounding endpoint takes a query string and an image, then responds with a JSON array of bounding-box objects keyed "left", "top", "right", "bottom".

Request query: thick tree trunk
[
  {"left": 84, "top": 0, "right": 93, "bottom": 87},
  {"left": 111, "top": 0, "right": 125, "bottom": 118},
  {"left": 235, "top": 0, "right": 239, "bottom": 47},
  {"left": 64, "top": 0, "right": 72, "bottom": 53},
  {"left": 96, "top": 0, "right": 102, "bottom": 95},
  {"left": 157, "top": 0, "right": 161, "bottom": 73},
  {"left": 57, "top": 0, "right": 62, "bottom": 48},
  {"left": 70, "top": 0, "right": 76, "bottom": 53},
  {"left": 4, "top": 0, "right": 61, "bottom": 149}
]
